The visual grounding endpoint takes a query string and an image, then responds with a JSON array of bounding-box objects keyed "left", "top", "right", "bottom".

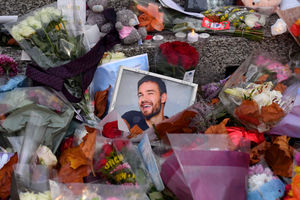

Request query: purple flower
[
  {"left": 295, "top": 152, "right": 300, "bottom": 166},
  {"left": 249, "top": 164, "right": 274, "bottom": 177},
  {"left": 0, "top": 54, "right": 18, "bottom": 77}
]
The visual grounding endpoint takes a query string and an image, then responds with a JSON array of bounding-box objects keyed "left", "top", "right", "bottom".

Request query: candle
[
  {"left": 175, "top": 32, "right": 186, "bottom": 41},
  {"left": 153, "top": 34, "right": 164, "bottom": 42},
  {"left": 187, "top": 29, "right": 198, "bottom": 43}
]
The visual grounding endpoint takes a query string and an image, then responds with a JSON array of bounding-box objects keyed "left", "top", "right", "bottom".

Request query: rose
[
  {"left": 113, "top": 139, "right": 129, "bottom": 151},
  {"left": 102, "top": 144, "right": 113, "bottom": 156},
  {"left": 102, "top": 121, "right": 122, "bottom": 139},
  {"left": 96, "top": 158, "right": 107, "bottom": 169}
]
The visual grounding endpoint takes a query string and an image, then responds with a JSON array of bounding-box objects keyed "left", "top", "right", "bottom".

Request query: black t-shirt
[{"left": 121, "top": 111, "right": 149, "bottom": 131}]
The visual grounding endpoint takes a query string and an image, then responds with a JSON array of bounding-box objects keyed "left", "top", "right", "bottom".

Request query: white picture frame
[{"left": 109, "top": 66, "right": 198, "bottom": 118}]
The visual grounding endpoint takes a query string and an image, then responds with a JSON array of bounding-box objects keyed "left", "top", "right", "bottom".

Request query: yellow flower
[
  {"left": 294, "top": 166, "right": 300, "bottom": 174},
  {"left": 296, "top": 18, "right": 300, "bottom": 25}
]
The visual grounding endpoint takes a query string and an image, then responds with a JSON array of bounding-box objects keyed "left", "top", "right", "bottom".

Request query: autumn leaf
[
  {"left": 0, "top": 153, "right": 18, "bottom": 199},
  {"left": 80, "top": 126, "right": 97, "bottom": 161},
  {"left": 57, "top": 163, "right": 90, "bottom": 183},
  {"left": 250, "top": 141, "right": 271, "bottom": 165},
  {"left": 155, "top": 110, "right": 197, "bottom": 142},
  {"left": 128, "top": 124, "right": 144, "bottom": 139},
  {"left": 261, "top": 102, "right": 285, "bottom": 123},
  {"left": 265, "top": 136, "right": 293, "bottom": 177},
  {"left": 274, "top": 83, "right": 287, "bottom": 94},
  {"left": 255, "top": 74, "right": 269, "bottom": 84},
  {"left": 234, "top": 100, "right": 260, "bottom": 125},
  {"left": 59, "top": 146, "right": 89, "bottom": 169},
  {"left": 205, "top": 118, "right": 229, "bottom": 134},
  {"left": 58, "top": 126, "right": 97, "bottom": 183},
  {"left": 94, "top": 85, "right": 111, "bottom": 118}
]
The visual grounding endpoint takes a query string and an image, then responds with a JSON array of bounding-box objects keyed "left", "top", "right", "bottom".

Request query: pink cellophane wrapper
[{"left": 160, "top": 134, "right": 250, "bottom": 200}]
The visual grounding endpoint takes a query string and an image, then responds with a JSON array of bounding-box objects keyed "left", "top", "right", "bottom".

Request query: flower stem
[{"left": 42, "top": 28, "right": 55, "bottom": 51}]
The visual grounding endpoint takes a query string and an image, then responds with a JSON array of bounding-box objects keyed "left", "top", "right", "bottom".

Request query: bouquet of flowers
[
  {"left": 219, "top": 53, "right": 297, "bottom": 132},
  {"left": 153, "top": 41, "right": 199, "bottom": 80},
  {"left": 93, "top": 138, "right": 151, "bottom": 188},
  {"left": 49, "top": 180, "right": 150, "bottom": 200},
  {"left": 173, "top": 6, "right": 266, "bottom": 41},
  {"left": 5, "top": 4, "right": 86, "bottom": 70}
]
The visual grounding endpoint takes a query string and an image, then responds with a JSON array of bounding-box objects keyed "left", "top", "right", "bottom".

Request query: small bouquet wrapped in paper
[
  {"left": 153, "top": 41, "right": 199, "bottom": 80},
  {"left": 93, "top": 137, "right": 152, "bottom": 189},
  {"left": 219, "top": 53, "right": 298, "bottom": 132},
  {"left": 49, "top": 180, "right": 150, "bottom": 200},
  {"left": 160, "top": 134, "right": 250, "bottom": 200}
]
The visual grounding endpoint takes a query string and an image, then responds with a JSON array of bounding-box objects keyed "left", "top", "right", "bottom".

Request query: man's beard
[{"left": 143, "top": 103, "right": 162, "bottom": 120}]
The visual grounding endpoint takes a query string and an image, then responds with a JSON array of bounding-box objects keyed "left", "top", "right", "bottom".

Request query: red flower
[
  {"left": 159, "top": 41, "right": 199, "bottom": 70},
  {"left": 102, "top": 121, "right": 122, "bottom": 139},
  {"left": 96, "top": 158, "right": 107, "bottom": 169},
  {"left": 290, "top": 23, "right": 300, "bottom": 37},
  {"left": 60, "top": 136, "right": 74, "bottom": 152},
  {"left": 113, "top": 139, "right": 129, "bottom": 151},
  {"left": 102, "top": 144, "right": 113, "bottom": 156}
]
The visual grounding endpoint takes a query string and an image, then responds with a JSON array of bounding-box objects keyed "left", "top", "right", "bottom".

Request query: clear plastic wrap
[
  {"left": 49, "top": 180, "right": 150, "bottom": 200},
  {"left": 160, "top": 134, "right": 250, "bottom": 200},
  {"left": 219, "top": 53, "right": 298, "bottom": 132},
  {"left": 11, "top": 164, "right": 51, "bottom": 200},
  {"left": 4, "top": 3, "right": 86, "bottom": 70},
  {"left": 0, "top": 87, "right": 74, "bottom": 152},
  {"left": 153, "top": 41, "right": 199, "bottom": 80},
  {"left": 92, "top": 137, "right": 152, "bottom": 190}
]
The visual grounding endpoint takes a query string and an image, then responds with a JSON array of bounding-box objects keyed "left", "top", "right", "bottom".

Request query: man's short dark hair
[{"left": 138, "top": 75, "right": 167, "bottom": 95}]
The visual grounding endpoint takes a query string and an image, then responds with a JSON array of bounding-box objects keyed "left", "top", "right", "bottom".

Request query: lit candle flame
[{"left": 192, "top": 29, "right": 195, "bottom": 35}]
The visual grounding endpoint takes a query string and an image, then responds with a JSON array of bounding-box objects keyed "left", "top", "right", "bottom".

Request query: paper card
[
  {"left": 138, "top": 134, "right": 165, "bottom": 191},
  {"left": 183, "top": 70, "right": 195, "bottom": 83},
  {"left": 21, "top": 50, "right": 31, "bottom": 61}
]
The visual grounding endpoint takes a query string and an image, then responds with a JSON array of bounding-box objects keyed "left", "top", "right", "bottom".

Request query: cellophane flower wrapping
[
  {"left": 11, "top": 164, "right": 52, "bottom": 200},
  {"left": 153, "top": 41, "right": 199, "bottom": 80},
  {"left": 5, "top": 3, "right": 86, "bottom": 70},
  {"left": 92, "top": 137, "right": 152, "bottom": 190},
  {"left": 0, "top": 87, "right": 74, "bottom": 153},
  {"left": 160, "top": 134, "right": 250, "bottom": 200},
  {"left": 219, "top": 53, "right": 299, "bottom": 133},
  {"left": 49, "top": 180, "right": 150, "bottom": 200}
]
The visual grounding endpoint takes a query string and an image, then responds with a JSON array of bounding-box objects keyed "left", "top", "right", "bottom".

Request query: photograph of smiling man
[
  {"left": 122, "top": 75, "right": 168, "bottom": 132},
  {"left": 109, "top": 67, "right": 198, "bottom": 138}
]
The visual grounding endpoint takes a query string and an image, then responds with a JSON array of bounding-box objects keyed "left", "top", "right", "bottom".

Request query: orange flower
[
  {"left": 291, "top": 174, "right": 300, "bottom": 199},
  {"left": 136, "top": 3, "right": 164, "bottom": 32}
]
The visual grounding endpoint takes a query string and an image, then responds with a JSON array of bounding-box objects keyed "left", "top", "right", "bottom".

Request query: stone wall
[{"left": 1, "top": 0, "right": 299, "bottom": 85}]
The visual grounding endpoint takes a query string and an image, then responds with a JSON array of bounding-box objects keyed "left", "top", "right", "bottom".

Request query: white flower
[
  {"left": 46, "top": 7, "right": 61, "bottom": 18},
  {"left": 11, "top": 25, "right": 24, "bottom": 41},
  {"left": 26, "top": 16, "right": 42, "bottom": 30},
  {"left": 248, "top": 173, "right": 273, "bottom": 191},
  {"left": 20, "top": 191, "right": 51, "bottom": 200},
  {"left": 36, "top": 145, "right": 57, "bottom": 167},
  {"left": 19, "top": 25, "right": 36, "bottom": 38},
  {"left": 36, "top": 8, "right": 51, "bottom": 24},
  {"left": 245, "top": 14, "right": 259, "bottom": 28}
]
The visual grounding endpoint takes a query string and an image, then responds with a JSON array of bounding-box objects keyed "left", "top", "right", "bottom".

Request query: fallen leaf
[
  {"left": 274, "top": 83, "right": 287, "bottom": 94},
  {"left": 250, "top": 141, "right": 270, "bottom": 165},
  {"left": 58, "top": 126, "right": 97, "bottom": 183},
  {"left": 255, "top": 74, "right": 269, "bottom": 84},
  {"left": 210, "top": 98, "right": 220, "bottom": 104},
  {"left": 235, "top": 100, "right": 260, "bottom": 125},
  {"left": 57, "top": 163, "right": 90, "bottom": 183},
  {"left": 94, "top": 85, "right": 111, "bottom": 118},
  {"left": 128, "top": 124, "right": 144, "bottom": 139},
  {"left": 261, "top": 102, "right": 285, "bottom": 123},
  {"left": 59, "top": 146, "right": 89, "bottom": 169},
  {"left": 205, "top": 118, "right": 229, "bottom": 134},
  {"left": 155, "top": 110, "right": 197, "bottom": 143},
  {"left": 265, "top": 136, "right": 293, "bottom": 177},
  {"left": 0, "top": 153, "right": 18, "bottom": 199},
  {"left": 80, "top": 126, "right": 97, "bottom": 161}
]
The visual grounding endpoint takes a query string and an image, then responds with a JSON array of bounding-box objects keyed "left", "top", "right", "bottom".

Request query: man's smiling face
[{"left": 138, "top": 81, "right": 166, "bottom": 120}]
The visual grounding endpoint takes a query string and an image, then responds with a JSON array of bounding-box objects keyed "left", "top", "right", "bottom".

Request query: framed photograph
[{"left": 109, "top": 66, "right": 198, "bottom": 130}]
